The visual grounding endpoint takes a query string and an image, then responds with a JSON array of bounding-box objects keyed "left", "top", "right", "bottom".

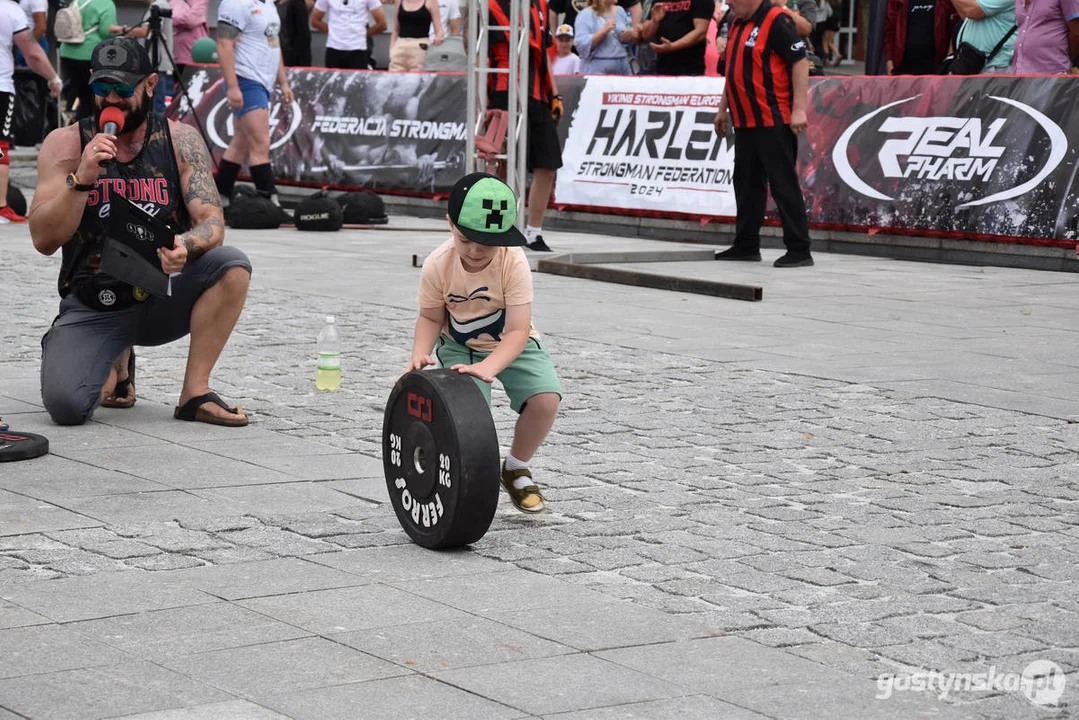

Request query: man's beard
[{"left": 95, "top": 92, "right": 152, "bottom": 135}]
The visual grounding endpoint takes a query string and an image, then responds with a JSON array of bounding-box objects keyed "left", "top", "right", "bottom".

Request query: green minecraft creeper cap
[{"left": 447, "top": 172, "right": 527, "bottom": 247}]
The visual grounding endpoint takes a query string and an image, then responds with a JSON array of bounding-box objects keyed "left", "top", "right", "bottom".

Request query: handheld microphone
[{"left": 99, "top": 107, "right": 125, "bottom": 136}]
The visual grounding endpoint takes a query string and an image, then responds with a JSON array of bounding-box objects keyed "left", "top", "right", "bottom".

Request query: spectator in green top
[
  {"left": 950, "top": 0, "right": 1016, "bottom": 73},
  {"left": 59, "top": 0, "right": 117, "bottom": 120}
]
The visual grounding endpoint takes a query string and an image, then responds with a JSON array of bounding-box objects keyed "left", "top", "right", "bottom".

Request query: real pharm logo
[{"left": 832, "top": 95, "right": 1068, "bottom": 210}]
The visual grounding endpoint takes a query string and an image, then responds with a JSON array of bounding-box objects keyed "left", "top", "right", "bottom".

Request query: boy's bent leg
[
  {"left": 40, "top": 298, "right": 136, "bottom": 425},
  {"left": 500, "top": 339, "right": 562, "bottom": 462},
  {"left": 510, "top": 392, "right": 560, "bottom": 463}
]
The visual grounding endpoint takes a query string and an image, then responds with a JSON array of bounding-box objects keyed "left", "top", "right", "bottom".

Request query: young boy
[
  {"left": 551, "top": 24, "right": 581, "bottom": 75},
  {"left": 405, "top": 173, "right": 562, "bottom": 513}
]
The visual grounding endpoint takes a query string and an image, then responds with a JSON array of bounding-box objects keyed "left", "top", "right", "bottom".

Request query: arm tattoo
[
  {"left": 217, "top": 22, "right": 240, "bottom": 39},
  {"left": 174, "top": 123, "right": 225, "bottom": 258},
  {"left": 182, "top": 218, "right": 224, "bottom": 259},
  {"left": 175, "top": 124, "right": 221, "bottom": 209}
]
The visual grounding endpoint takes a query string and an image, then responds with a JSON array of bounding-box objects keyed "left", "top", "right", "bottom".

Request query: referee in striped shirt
[{"left": 713, "top": 0, "right": 813, "bottom": 268}]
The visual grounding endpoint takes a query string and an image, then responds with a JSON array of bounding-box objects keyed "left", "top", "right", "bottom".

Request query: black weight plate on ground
[
  {"left": 382, "top": 369, "right": 500, "bottom": 549},
  {"left": 0, "top": 430, "right": 49, "bottom": 462}
]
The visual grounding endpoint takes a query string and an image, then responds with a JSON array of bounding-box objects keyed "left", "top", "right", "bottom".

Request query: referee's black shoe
[
  {"left": 715, "top": 246, "right": 762, "bottom": 261},
  {"left": 527, "top": 235, "right": 553, "bottom": 252},
  {"left": 773, "top": 252, "right": 815, "bottom": 268}
]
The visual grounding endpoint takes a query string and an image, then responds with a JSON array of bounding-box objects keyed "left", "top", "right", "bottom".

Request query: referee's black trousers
[{"left": 731, "top": 125, "right": 811, "bottom": 255}]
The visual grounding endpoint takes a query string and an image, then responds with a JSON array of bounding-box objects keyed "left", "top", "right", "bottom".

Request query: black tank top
[
  {"left": 59, "top": 113, "right": 191, "bottom": 297},
  {"left": 397, "top": 2, "right": 432, "bottom": 39}
]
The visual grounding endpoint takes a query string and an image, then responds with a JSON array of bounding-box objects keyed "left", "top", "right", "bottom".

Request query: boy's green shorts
[{"left": 434, "top": 335, "right": 562, "bottom": 414}]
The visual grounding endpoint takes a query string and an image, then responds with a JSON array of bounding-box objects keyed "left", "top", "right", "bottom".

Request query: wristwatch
[{"left": 66, "top": 172, "right": 94, "bottom": 192}]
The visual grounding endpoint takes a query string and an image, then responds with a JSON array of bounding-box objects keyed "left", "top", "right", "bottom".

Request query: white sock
[
  {"left": 504, "top": 454, "right": 533, "bottom": 489},
  {"left": 526, "top": 225, "right": 542, "bottom": 242}
]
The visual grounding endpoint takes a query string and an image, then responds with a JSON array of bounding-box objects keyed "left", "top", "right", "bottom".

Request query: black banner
[
  {"left": 171, "top": 69, "right": 469, "bottom": 195},
  {"left": 804, "top": 76, "right": 1079, "bottom": 243}
]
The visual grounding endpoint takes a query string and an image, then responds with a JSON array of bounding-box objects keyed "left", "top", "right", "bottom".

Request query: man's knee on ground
[{"left": 42, "top": 385, "right": 97, "bottom": 426}]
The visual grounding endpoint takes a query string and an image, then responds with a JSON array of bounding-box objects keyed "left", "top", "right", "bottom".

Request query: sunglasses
[{"left": 91, "top": 80, "right": 138, "bottom": 98}]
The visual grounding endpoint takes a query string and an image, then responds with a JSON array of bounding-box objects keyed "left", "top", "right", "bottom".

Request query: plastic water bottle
[{"left": 316, "top": 316, "right": 341, "bottom": 391}]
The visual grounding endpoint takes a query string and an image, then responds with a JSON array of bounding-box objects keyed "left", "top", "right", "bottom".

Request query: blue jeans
[{"left": 154, "top": 74, "right": 174, "bottom": 114}]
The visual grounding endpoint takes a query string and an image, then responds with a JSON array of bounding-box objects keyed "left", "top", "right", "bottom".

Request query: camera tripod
[{"left": 127, "top": 5, "right": 218, "bottom": 170}]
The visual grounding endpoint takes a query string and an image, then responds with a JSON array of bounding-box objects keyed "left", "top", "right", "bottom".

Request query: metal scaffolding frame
[{"left": 465, "top": 0, "right": 530, "bottom": 232}]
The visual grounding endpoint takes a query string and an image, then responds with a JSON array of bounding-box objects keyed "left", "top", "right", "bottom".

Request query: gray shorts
[{"left": 40, "top": 245, "right": 251, "bottom": 425}]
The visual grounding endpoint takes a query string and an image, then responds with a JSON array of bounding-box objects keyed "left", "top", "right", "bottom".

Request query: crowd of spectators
[{"left": 545, "top": 0, "right": 1077, "bottom": 76}]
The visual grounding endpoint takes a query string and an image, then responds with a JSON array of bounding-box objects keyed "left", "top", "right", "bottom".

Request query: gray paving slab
[
  {"left": 166, "top": 557, "right": 370, "bottom": 600},
  {"left": 541, "top": 695, "right": 773, "bottom": 719},
  {"left": 59, "top": 489, "right": 252, "bottom": 525},
  {"left": 0, "top": 623, "right": 133, "bottom": 679},
  {"left": 0, "top": 489, "right": 101, "bottom": 535},
  {"left": 109, "top": 701, "right": 294, "bottom": 719},
  {"left": 484, "top": 596, "right": 715, "bottom": 652},
  {"left": 0, "top": 599, "right": 49, "bottom": 630},
  {"left": 305, "top": 544, "right": 509, "bottom": 582},
  {"left": 158, "top": 637, "right": 407, "bottom": 698},
  {"left": 396, "top": 568, "right": 617, "bottom": 616},
  {"left": 0, "top": 571, "right": 213, "bottom": 623},
  {"left": 259, "top": 675, "right": 527, "bottom": 720},
  {"left": 237, "top": 584, "right": 474, "bottom": 634},
  {"left": 731, "top": 680, "right": 980, "bottom": 720},
  {"left": 0, "top": 456, "right": 170, "bottom": 502},
  {"left": 57, "top": 445, "right": 302, "bottom": 489},
  {"left": 433, "top": 653, "right": 687, "bottom": 716},
  {"left": 0, "top": 660, "right": 231, "bottom": 720},
  {"left": 331, "top": 614, "right": 573, "bottom": 672},
  {"left": 596, "top": 636, "right": 854, "bottom": 694},
  {"left": 69, "top": 602, "right": 312, "bottom": 661},
  {"left": 187, "top": 482, "right": 360, "bottom": 516}
]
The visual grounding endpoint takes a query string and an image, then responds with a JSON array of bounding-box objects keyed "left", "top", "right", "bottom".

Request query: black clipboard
[{"left": 102, "top": 194, "right": 177, "bottom": 298}]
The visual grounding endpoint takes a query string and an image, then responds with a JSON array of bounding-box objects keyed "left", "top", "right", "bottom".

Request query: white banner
[{"left": 555, "top": 75, "right": 735, "bottom": 217}]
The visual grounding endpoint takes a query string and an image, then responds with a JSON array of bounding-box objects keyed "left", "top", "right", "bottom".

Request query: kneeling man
[{"left": 30, "top": 37, "right": 252, "bottom": 427}]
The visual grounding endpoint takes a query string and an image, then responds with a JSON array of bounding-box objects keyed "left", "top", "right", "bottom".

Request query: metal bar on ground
[{"left": 536, "top": 258, "right": 763, "bottom": 302}]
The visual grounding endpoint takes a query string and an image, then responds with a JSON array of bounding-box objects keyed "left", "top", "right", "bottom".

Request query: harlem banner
[
  {"left": 553, "top": 76, "right": 733, "bottom": 217},
  {"left": 170, "top": 69, "right": 468, "bottom": 195}
]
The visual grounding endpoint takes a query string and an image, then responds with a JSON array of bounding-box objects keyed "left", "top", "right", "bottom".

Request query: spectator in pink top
[
  {"left": 171, "top": 0, "right": 210, "bottom": 76},
  {"left": 1011, "top": 0, "right": 1079, "bottom": 74}
]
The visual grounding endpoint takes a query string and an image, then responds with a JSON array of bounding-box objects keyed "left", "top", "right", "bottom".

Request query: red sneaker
[{"left": 0, "top": 205, "right": 27, "bottom": 223}]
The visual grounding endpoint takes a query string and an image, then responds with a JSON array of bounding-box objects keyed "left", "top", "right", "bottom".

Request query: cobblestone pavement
[{"left": 1, "top": 202, "right": 1078, "bottom": 719}]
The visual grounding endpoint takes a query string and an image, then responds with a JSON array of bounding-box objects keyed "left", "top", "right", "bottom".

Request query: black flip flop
[
  {"left": 101, "top": 349, "right": 136, "bottom": 409},
  {"left": 173, "top": 392, "right": 249, "bottom": 427}
]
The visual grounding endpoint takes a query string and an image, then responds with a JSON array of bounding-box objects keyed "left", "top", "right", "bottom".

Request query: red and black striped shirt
[
  {"left": 488, "top": 0, "right": 553, "bottom": 104},
  {"left": 724, "top": 2, "right": 806, "bottom": 128}
]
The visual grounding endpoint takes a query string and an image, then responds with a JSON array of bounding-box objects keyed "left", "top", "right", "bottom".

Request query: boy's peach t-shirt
[{"left": 418, "top": 238, "right": 540, "bottom": 354}]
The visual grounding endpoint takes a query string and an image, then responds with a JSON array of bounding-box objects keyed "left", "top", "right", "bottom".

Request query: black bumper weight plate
[
  {"left": 0, "top": 431, "right": 49, "bottom": 462},
  {"left": 383, "top": 369, "right": 500, "bottom": 549}
]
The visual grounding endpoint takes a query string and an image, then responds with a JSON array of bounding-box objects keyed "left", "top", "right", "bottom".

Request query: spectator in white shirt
[
  {"left": 311, "top": 0, "right": 387, "bottom": 69},
  {"left": 552, "top": 23, "right": 581, "bottom": 74},
  {"left": 430, "top": 0, "right": 460, "bottom": 41}
]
